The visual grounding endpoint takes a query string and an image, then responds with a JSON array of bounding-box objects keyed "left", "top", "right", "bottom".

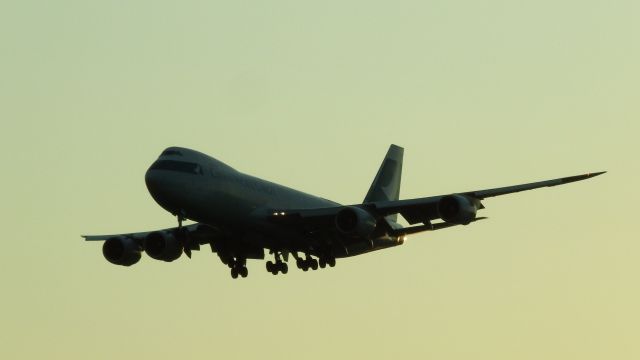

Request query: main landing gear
[
  {"left": 230, "top": 258, "right": 248, "bottom": 279},
  {"left": 296, "top": 254, "right": 336, "bottom": 271},
  {"left": 266, "top": 251, "right": 288, "bottom": 275},
  {"left": 266, "top": 261, "right": 288, "bottom": 275},
  {"left": 228, "top": 252, "right": 337, "bottom": 278},
  {"left": 318, "top": 256, "right": 336, "bottom": 269}
]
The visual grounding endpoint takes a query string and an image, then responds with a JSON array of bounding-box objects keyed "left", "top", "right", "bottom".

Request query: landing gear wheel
[
  {"left": 328, "top": 257, "right": 336, "bottom": 267},
  {"left": 296, "top": 258, "right": 304, "bottom": 269},
  {"left": 240, "top": 266, "right": 248, "bottom": 278},
  {"left": 310, "top": 259, "right": 318, "bottom": 270},
  {"left": 231, "top": 267, "right": 239, "bottom": 279},
  {"left": 319, "top": 258, "right": 327, "bottom": 268},
  {"left": 267, "top": 260, "right": 289, "bottom": 275}
]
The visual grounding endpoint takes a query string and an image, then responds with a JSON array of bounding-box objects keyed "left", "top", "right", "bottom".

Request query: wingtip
[{"left": 560, "top": 171, "right": 607, "bottom": 184}]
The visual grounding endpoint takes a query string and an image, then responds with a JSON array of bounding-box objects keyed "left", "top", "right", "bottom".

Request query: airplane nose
[
  {"left": 145, "top": 168, "right": 159, "bottom": 193},
  {"left": 145, "top": 166, "right": 182, "bottom": 215},
  {"left": 145, "top": 167, "right": 168, "bottom": 202}
]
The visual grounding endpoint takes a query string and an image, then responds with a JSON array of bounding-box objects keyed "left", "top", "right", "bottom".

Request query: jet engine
[
  {"left": 102, "top": 236, "right": 142, "bottom": 266},
  {"left": 438, "top": 195, "right": 478, "bottom": 225},
  {"left": 144, "top": 231, "right": 183, "bottom": 262},
  {"left": 335, "top": 206, "right": 377, "bottom": 237}
]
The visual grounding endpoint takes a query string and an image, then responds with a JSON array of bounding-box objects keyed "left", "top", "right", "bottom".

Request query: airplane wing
[
  {"left": 82, "top": 223, "right": 204, "bottom": 241},
  {"left": 369, "top": 171, "right": 606, "bottom": 224},
  {"left": 82, "top": 223, "right": 225, "bottom": 257},
  {"left": 269, "top": 171, "right": 606, "bottom": 228},
  {"left": 84, "top": 231, "right": 152, "bottom": 241}
]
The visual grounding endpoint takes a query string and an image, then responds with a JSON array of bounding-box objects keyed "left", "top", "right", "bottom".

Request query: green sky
[{"left": 1, "top": 1, "right": 637, "bottom": 359}]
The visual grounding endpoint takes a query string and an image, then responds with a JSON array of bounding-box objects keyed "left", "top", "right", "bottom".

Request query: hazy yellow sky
[{"left": 1, "top": 1, "right": 638, "bottom": 359}]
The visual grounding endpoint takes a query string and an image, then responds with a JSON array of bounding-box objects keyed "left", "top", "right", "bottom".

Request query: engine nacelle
[
  {"left": 144, "top": 231, "right": 183, "bottom": 262},
  {"left": 335, "top": 206, "right": 377, "bottom": 238},
  {"left": 102, "top": 236, "right": 142, "bottom": 266},
  {"left": 438, "top": 194, "right": 478, "bottom": 225}
]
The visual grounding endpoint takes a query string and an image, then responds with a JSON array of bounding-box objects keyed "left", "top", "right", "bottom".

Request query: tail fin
[{"left": 364, "top": 144, "right": 404, "bottom": 210}]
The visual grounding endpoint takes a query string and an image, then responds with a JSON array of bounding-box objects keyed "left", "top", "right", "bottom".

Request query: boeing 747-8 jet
[{"left": 84, "top": 145, "right": 604, "bottom": 278}]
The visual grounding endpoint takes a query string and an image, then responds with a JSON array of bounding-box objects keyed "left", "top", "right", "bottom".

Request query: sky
[{"left": 1, "top": 0, "right": 638, "bottom": 359}]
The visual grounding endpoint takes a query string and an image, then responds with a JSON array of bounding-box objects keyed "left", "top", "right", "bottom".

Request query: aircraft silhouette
[{"left": 84, "top": 145, "right": 604, "bottom": 278}]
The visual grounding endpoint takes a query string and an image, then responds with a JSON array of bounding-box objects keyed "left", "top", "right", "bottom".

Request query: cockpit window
[
  {"left": 161, "top": 150, "right": 183, "bottom": 157},
  {"left": 150, "top": 160, "right": 203, "bottom": 175}
]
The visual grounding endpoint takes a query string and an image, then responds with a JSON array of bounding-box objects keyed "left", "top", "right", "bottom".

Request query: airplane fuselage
[{"left": 144, "top": 147, "right": 402, "bottom": 259}]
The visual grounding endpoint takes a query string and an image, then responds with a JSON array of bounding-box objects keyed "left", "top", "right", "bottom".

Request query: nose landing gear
[{"left": 175, "top": 210, "right": 194, "bottom": 258}]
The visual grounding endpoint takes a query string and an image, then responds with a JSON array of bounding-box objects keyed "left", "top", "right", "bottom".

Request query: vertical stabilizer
[{"left": 364, "top": 145, "right": 404, "bottom": 216}]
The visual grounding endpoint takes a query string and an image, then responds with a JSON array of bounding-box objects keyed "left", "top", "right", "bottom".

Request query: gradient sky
[{"left": 1, "top": 1, "right": 638, "bottom": 359}]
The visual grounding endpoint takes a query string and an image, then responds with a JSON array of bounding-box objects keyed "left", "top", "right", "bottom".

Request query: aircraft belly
[{"left": 169, "top": 173, "right": 404, "bottom": 260}]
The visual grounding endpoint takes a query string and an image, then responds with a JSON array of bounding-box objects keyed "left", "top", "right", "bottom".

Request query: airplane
[{"left": 83, "top": 145, "right": 605, "bottom": 279}]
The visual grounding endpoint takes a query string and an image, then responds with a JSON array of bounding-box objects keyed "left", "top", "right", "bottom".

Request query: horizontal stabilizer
[{"left": 390, "top": 217, "right": 488, "bottom": 236}]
